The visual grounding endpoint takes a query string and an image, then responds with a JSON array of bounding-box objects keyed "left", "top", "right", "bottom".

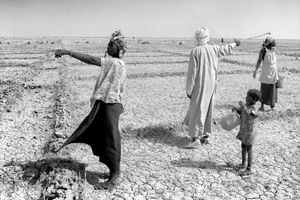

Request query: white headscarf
[
  {"left": 263, "top": 37, "right": 274, "bottom": 46},
  {"left": 195, "top": 27, "right": 210, "bottom": 46}
]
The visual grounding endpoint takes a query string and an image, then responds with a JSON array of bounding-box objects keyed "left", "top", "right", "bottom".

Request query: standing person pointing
[
  {"left": 184, "top": 27, "right": 241, "bottom": 149},
  {"left": 55, "top": 30, "right": 127, "bottom": 190}
]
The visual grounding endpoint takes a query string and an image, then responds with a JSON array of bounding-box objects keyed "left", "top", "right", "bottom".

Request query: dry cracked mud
[{"left": 1, "top": 38, "right": 300, "bottom": 200}]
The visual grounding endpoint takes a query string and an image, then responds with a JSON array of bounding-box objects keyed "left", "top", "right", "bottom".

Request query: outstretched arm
[
  {"left": 215, "top": 40, "right": 241, "bottom": 57},
  {"left": 232, "top": 106, "right": 242, "bottom": 115},
  {"left": 55, "top": 49, "right": 102, "bottom": 67}
]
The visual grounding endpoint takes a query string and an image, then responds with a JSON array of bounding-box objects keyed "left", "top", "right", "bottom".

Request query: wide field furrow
[
  {"left": 0, "top": 37, "right": 299, "bottom": 199},
  {"left": 0, "top": 55, "right": 60, "bottom": 199}
]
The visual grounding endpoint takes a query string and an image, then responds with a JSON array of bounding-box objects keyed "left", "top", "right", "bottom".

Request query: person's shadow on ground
[
  {"left": 170, "top": 158, "right": 239, "bottom": 173},
  {"left": 4, "top": 157, "right": 108, "bottom": 195},
  {"left": 122, "top": 122, "right": 191, "bottom": 148}
]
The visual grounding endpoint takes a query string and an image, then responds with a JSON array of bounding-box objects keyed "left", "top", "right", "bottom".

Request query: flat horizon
[{"left": 0, "top": 36, "right": 300, "bottom": 41}]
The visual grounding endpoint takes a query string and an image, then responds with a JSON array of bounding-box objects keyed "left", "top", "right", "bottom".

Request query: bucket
[
  {"left": 277, "top": 76, "right": 284, "bottom": 88},
  {"left": 220, "top": 111, "right": 241, "bottom": 131}
]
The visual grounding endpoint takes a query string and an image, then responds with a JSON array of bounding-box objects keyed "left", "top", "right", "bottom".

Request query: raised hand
[
  {"left": 55, "top": 49, "right": 67, "bottom": 58},
  {"left": 238, "top": 101, "right": 245, "bottom": 108}
]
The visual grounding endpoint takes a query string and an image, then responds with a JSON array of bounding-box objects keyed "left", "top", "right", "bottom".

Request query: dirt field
[{"left": 0, "top": 37, "right": 299, "bottom": 200}]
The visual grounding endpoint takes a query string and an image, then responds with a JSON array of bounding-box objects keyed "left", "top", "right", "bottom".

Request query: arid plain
[{"left": 0, "top": 37, "right": 299, "bottom": 199}]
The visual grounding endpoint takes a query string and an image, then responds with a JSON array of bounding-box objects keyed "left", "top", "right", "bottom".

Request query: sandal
[{"left": 200, "top": 135, "right": 209, "bottom": 144}]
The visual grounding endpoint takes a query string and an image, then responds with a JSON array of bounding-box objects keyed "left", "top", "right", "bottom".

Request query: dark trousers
[{"left": 62, "top": 100, "right": 123, "bottom": 173}]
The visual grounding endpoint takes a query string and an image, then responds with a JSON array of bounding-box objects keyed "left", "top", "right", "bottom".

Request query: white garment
[
  {"left": 90, "top": 57, "right": 126, "bottom": 107},
  {"left": 184, "top": 43, "right": 236, "bottom": 137},
  {"left": 259, "top": 48, "right": 278, "bottom": 84}
]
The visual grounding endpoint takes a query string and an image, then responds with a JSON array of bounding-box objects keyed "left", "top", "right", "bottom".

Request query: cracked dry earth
[{"left": 1, "top": 39, "right": 300, "bottom": 200}]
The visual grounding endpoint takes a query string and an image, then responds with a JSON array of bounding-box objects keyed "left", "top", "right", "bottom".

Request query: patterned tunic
[{"left": 236, "top": 105, "right": 258, "bottom": 145}]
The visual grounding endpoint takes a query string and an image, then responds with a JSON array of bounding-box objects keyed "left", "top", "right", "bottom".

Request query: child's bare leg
[
  {"left": 240, "top": 144, "right": 253, "bottom": 175},
  {"left": 237, "top": 143, "right": 247, "bottom": 169},
  {"left": 246, "top": 144, "right": 253, "bottom": 171}
]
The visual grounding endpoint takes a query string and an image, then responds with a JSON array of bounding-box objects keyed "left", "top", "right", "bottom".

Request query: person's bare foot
[
  {"left": 271, "top": 107, "right": 275, "bottom": 111},
  {"left": 239, "top": 168, "right": 252, "bottom": 176},
  {"left": 235, "top": 164, "right": 246, "bottom": 170},
  {"left": 94, "top": 171, "right": 120, "bottom": 190}
]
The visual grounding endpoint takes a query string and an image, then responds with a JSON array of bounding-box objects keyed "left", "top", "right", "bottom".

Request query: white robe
[{"left": 184, "top": 43, "right": 236, "bottom": 137}]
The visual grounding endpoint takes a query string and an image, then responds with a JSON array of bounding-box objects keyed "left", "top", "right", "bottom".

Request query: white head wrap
[
  {"left": 263, "top": 37, "right": 274, "bottom": 46},
  {"left": 195, "top": 27, "right": 210, "bottom": 45}
]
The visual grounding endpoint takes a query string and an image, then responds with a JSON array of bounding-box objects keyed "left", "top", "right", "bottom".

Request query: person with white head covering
[
  {"left": 253, "top": 36, "right": 278, "bottom": 111},
  {"left": 184, "top": 27, "right": 241, "bottom": 149},
  {"left": 195, "top": 27, "right": 210, "bottom": 45}
]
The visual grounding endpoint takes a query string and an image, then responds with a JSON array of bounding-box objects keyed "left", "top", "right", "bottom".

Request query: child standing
[
  {"left": 55, "top": 30, "right": 127, "bottom": 190},
  {"left": 232, "top": 89, "right": 261, "bottom": 175}
]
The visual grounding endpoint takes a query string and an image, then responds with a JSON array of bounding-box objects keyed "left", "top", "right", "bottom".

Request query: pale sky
[{"left": 1, "top": 0, "right": 300, "bottom": 39}]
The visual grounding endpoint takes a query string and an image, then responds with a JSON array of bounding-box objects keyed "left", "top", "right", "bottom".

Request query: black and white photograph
[{"left": 0, "top": 0, "right": 299, "bottom": 199}]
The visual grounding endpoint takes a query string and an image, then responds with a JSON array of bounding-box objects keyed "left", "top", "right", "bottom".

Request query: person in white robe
[{"left": 184, "top": 27, "right": 241, "bottom": 149}]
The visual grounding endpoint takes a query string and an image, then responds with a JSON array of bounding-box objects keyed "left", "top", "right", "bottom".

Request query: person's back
[
  {"left": 190, "top": 44, "right": 219, "bottom": 82},
  {"left": 184, "top": 27, "right": 241, "bottom": 149}
]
